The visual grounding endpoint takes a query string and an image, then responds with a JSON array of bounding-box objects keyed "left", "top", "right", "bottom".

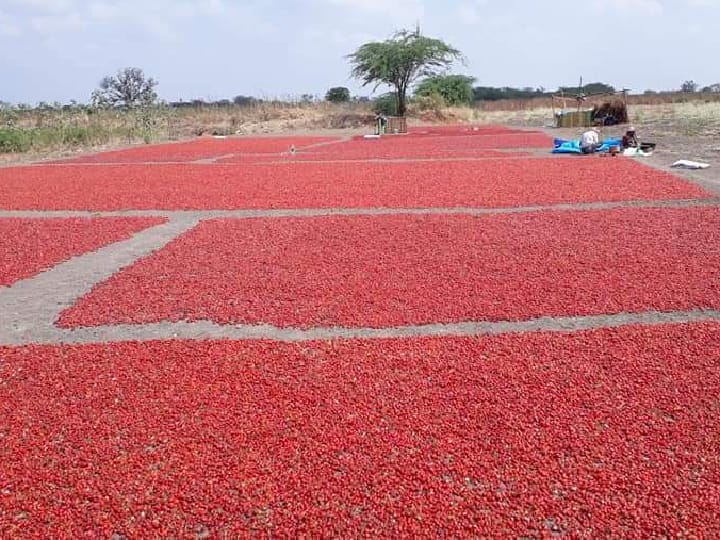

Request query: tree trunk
[{"left": 397, "top": 88, "right": 407, "bottom": 117}]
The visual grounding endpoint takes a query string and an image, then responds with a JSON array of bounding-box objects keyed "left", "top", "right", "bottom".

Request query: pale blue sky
[{"left": 1, "top": 0, "right": 718, "bottom": 103}]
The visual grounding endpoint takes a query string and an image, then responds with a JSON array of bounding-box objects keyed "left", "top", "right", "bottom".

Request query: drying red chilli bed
[
  {"left": 350, "top": 132, "right": 553, "bottom": 150},
  {"left": 0, "top": 159, "right": 706, "bottom": 211},
  {"left": 2, "top": 324, "right": 720, "bottom": 536},
  {"left": 272, "top": 131, "right": 552, "bottom": 159},
  {"left": 53, "top": 136, "right": 338, "bottom": 163},
  {"left": 0, "top": 217, "right": 164, "bottom": 287},
  {"left": 59, "top": 208, "right": 720, "bottom": 329},
  {"left": 270, "top": 133, "right": 544, "bottom": 159},
  {"left": 404, "top": 125, "right": 539, "bottom": 136},
  {"left": 218, "top": 149, "right": 527, "bottom": 163}
]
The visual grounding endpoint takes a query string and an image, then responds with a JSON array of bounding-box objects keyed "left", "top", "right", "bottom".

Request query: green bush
[
  {"left": 27, "top": 128, "right": 62, "bottom": 149},
  {"left": 325, "top": 87, "right": 351, "bottom": 103},
  {"left": 415, "top": 75, "right": 475, "bottom": 106},
  {"left": 372, "top": 93, "right": 399, "bottom": 116},
  {"left": 0, "top": 125, "right": 115, "bottom": 153},
  {"left": 0, "top": 128, "right": 32, "bottom": 152},
  {"left": 413, "top": 92, "right": 446, "bottom": 112},
  {"left": 65, "top": 125, "right": 112, "bottom": 146}
]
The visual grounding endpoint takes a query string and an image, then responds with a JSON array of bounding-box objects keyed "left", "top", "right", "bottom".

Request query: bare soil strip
[
  {"left": 0, "top": 198, "right": 716, "bottom": 220},
  {"left": 0, "top": 217, "right": 199, "bottom": 345},
  {"left": 2, "top": 310, "right": 719, "bottom": 347},
  {"left": 2, "top": 198, "right": 719, "bottom": 346}
]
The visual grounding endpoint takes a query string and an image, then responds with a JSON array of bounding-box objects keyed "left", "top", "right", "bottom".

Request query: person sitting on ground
[
  {"left": 622, "top": 126, "right": 639, "bottom": 149},
  {"left": 580, "top": 128, "right": 601, "bottom": 154}
]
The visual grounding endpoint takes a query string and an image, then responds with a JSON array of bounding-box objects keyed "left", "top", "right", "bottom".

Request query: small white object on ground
[
  {"left": 363, "top": 134, "right": 381, "bottom": 139},
  {"left": 671, "top": 160, "right": 710, "bottom": 170},
  {"left": 623, "top": 148, "right": 653, "bottom": 158}
]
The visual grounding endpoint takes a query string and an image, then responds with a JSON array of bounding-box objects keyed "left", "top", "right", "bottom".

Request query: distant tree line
[
  {"left": 4, "top": 61, "right": 720, "bottom": 113},
  {"left": 166, "top": 93, "right": 369, "bottom": 108},
  {"left": 472, "top": 82, "right": 617, "bottom": 102},
  {"left": 473, "top": 86, "right": 548, "bottom": 101},
  {"left": 161, "top": 78, "right": 718, "bottom": 109},
  {"left": 676, "top": 80, "right": 720, "bottom": 93}
]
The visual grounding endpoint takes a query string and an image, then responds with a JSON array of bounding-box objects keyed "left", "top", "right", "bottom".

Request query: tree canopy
[
  {"left": 91, "top": 67, "right": 159, "bottom": 109},
  {"left": 473, "top": 86, "right": 548, "bottom": 101},
  {"left": 325, "top": 87, "right": 351, "bottom": 103},
  {"left": 415, "top": 75, "right": 476, "bottom": 106},
  {"left": 681, "top": 80, "right": 699, "bottom": 93},
  {"left": 558, "top": 82, "right": 616, "bottom": 95},
  {"left": 347, "top": 29, "right": 463, "bottom": 116}
]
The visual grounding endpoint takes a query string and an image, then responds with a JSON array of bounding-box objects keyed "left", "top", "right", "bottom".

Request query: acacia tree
[
  {"left": 91, "top": 67, "right": 159, "bottom": 109},
  {"left": 347, "top": 29, "right": 463, "bottom": 116},
  {"left": 681, "top": 80, "right": 698, "bottom": 93}
]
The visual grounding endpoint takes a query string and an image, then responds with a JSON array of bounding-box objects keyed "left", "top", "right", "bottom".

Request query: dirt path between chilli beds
[{"left": 2, "top": 195, "right": 720, "bottom": 347}]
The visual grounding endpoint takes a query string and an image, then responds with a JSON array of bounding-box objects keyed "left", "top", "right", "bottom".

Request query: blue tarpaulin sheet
[{"left": 552, "top": 137, "right": 622, "bottom": 154}]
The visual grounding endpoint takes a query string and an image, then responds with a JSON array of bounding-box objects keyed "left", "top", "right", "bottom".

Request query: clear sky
[{"left": 1, "top": 0, "right": 718, "bottom": 104}]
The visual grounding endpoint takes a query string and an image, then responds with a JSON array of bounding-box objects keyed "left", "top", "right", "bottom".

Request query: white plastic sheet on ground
[
  {"left": 623, "top": 148, "right": 653, "bottom": 158},
  {"left": 671, "top": 160, "right": 710, "bottom": 170}
]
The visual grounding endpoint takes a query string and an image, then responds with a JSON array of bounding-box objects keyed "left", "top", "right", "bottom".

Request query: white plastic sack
[{"left": 671, "top": 160, "right": 710, "bottom": 170}]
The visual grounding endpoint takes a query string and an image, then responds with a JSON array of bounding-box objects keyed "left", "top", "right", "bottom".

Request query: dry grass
[
  {"left": 0, "top": 102, "right": 375, "bottom": 163},
  {"left": 170, "top": 102, "right": 374, "bottom": 136},
  {"left": 460, "top": 100, "right": 720, "bottom": 131},
  {"left": 631, "top": 102, "right": 720, "bottom": 135}
]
